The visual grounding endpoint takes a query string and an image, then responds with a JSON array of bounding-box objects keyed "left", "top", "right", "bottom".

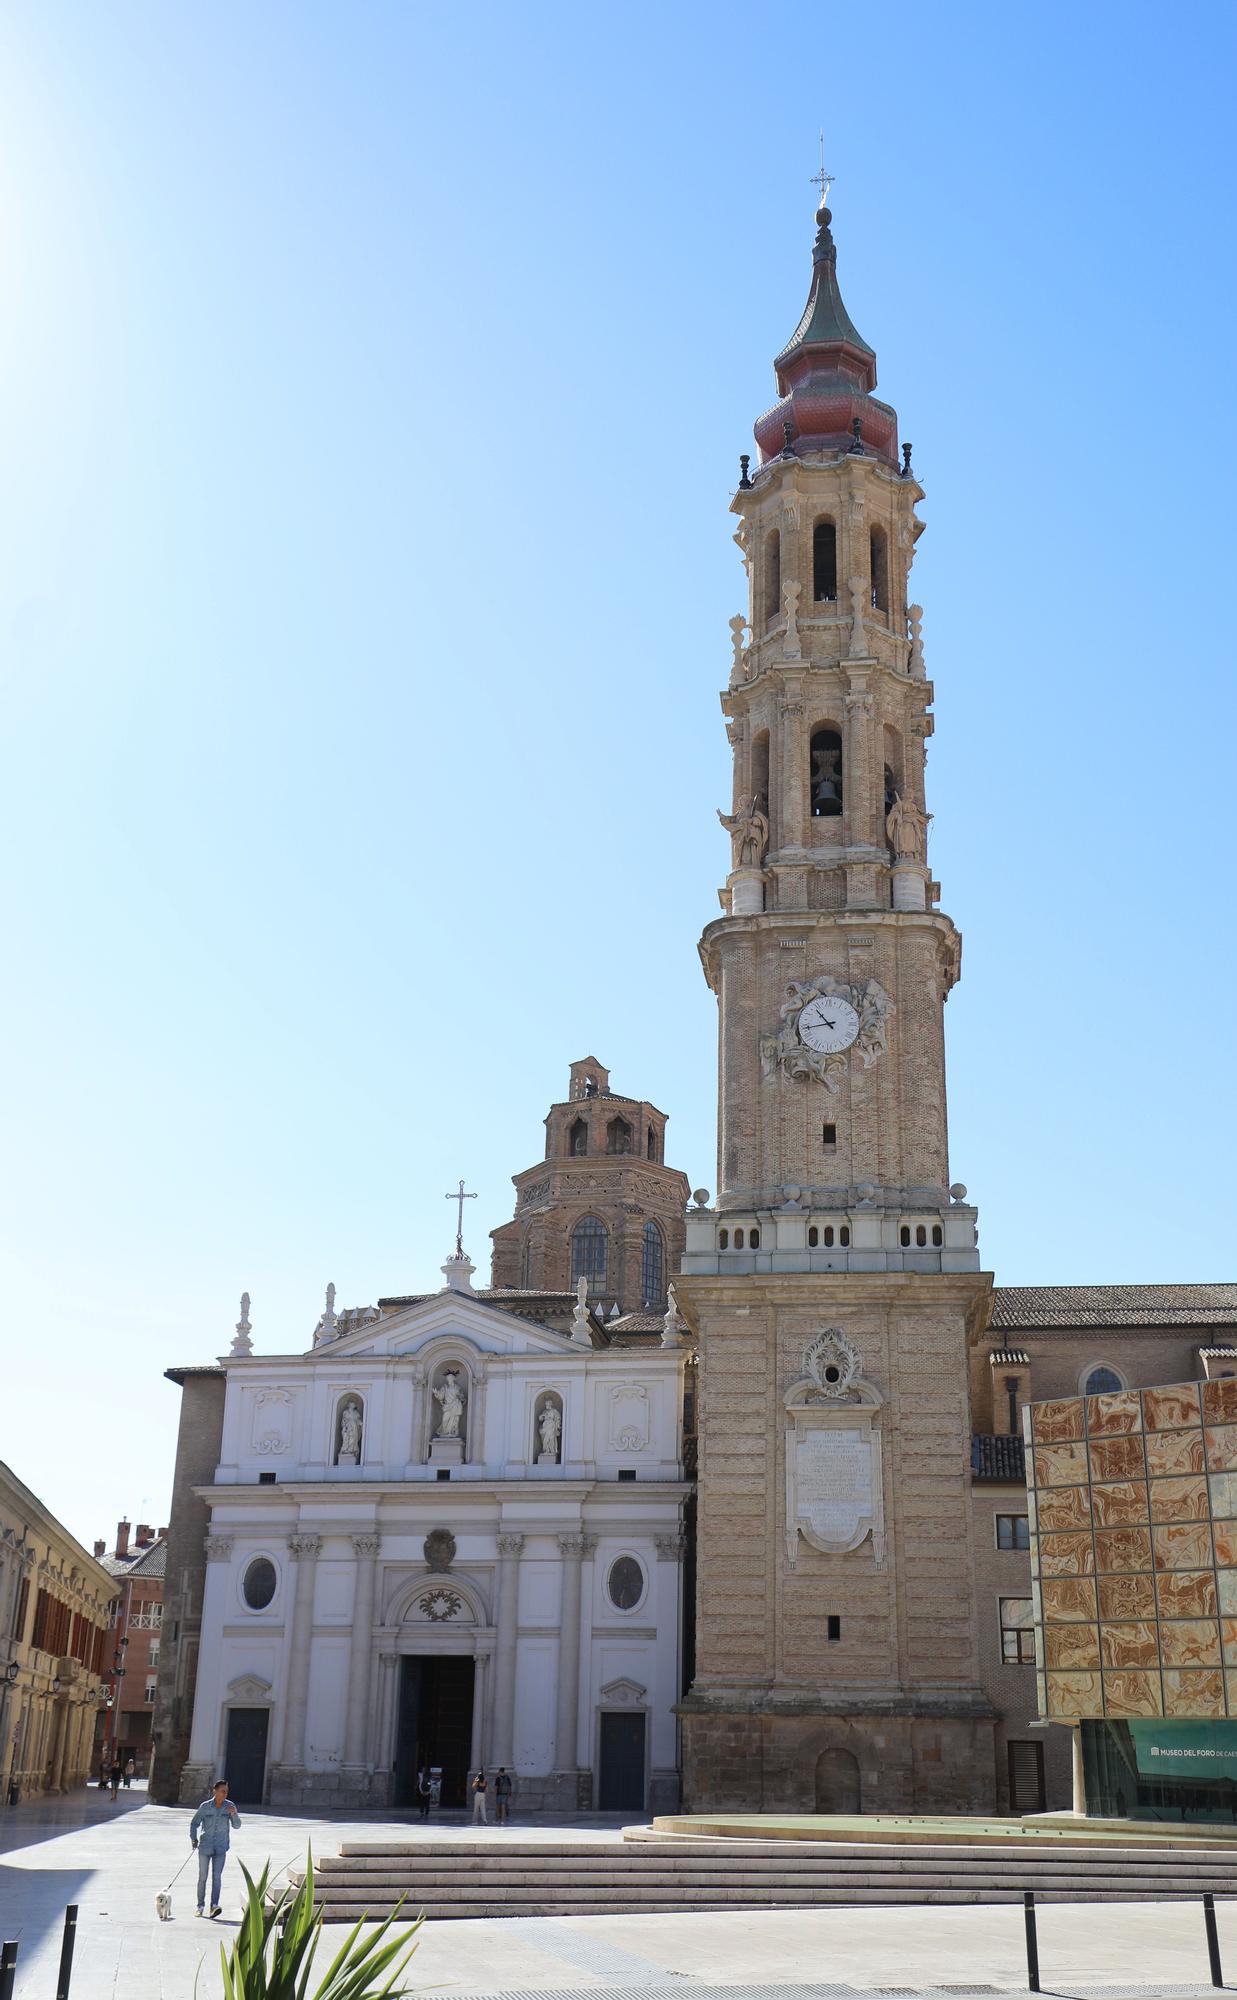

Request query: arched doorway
[{"left": 814, "top": 1746, "right": 861, "bottom": 1814}]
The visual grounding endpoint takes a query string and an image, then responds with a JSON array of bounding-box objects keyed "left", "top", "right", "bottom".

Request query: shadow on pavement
[{"left": 0, "top": 1863, "right": 94, "bottom": 1966}]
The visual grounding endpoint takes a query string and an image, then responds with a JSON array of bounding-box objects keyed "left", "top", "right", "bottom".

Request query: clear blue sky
[{"left": 3, "top": 1, "right": 1234, "bottom": 1546}]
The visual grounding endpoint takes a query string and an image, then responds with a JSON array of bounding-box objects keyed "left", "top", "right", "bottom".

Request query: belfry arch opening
[
  {"left": 763, "top": 528, "right": 781, "bottom": 628},
  {"left": 870, "top": 525, "right": 889, "bottom": 614},
  {"left": 567, "top": 1117, "right": 588, "bottom": 1157},
  {"left": 813, "top": 518, "right": 837, "bottom": 602},
  {"left": 810, "top": 728, "right": 844, "bottom": 818},
  {"left": 606, "top": 1116, "right": 633, "bottom": 1155},
  {"left": 750, "top": 730, "right": 770, "bottom": 817}
]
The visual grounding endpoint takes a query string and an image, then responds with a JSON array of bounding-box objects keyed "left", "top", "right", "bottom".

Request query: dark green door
[
  {"left": 223, "top": 1708, "right": 269, "bottom": 1805},
  {"left": 598, "top": 1711, "right": 645, "bottom": 1811}
]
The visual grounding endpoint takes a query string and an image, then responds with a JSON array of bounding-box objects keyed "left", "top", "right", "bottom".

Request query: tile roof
[
  {"left": 991, "top": 1284, "right": 1237, "bottom": 1330},
  {"left": 128, "top": 1538, "right": 167, "bottom": 1578}
]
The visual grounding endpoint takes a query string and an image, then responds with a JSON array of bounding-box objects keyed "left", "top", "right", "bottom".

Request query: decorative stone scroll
[{"left": 784, "top": 1338, "right": 884, "bottom": 1570}]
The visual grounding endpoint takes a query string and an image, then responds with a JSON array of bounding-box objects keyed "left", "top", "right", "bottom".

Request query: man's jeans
[{"left": 196, "top": 1848, "right": 226, "bottom": 1910}]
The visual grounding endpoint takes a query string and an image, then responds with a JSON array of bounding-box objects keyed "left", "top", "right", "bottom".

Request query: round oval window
[
  {"left": 242, "top": 1557, "right": 276, "bottom": 1610},
  {"left": 607, "top": 1556, "right": 644, "bottom": 1611}
]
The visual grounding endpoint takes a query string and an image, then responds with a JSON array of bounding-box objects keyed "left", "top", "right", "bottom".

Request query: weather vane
[
  {"left": 445, "top": 1179, "right": 477, "bottom": 1255},
  {"left": 811, "top": 131, "right": 835, "bottom": 208}
]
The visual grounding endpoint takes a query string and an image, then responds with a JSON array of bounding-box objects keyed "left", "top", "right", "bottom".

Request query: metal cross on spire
[
  {"left": 811, "top": 131, "right": 835, "bottom": 208},
  {"left": 444, "top": 1179, "right": 477, "bottom": 1255}
]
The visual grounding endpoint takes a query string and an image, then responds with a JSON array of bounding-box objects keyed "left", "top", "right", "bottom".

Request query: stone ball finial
[
  {"left": 691, "top": 1188, "right": 711, "bottom": 1209},
  {"left": 949, "top": 1183, "right": 968, "bottom": 1203}
]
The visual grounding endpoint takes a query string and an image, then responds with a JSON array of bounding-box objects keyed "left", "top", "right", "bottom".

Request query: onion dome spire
[{"left": 754, "top": 197, "right": 899, "bottom": 468}]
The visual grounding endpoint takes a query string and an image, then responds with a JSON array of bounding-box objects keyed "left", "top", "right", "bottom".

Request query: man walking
[
  {"left": 124, "top": 1756, "right": 135, "bottom": 1789},
  {"left": 109, "top": 1757, "right": 122, "bottom": 1801},
  {"left": 416, "top": 1767, "right": 432, "bottom": 1821},
  {"left": 190, "top": 1778, "right": 241, "bottom": 1917},
  {"left": 494, "top": 1767, "right": 512, "bottom": 1825},
  {"left": 470, "top": 1769, "right": 488, "bottom": 1824}
]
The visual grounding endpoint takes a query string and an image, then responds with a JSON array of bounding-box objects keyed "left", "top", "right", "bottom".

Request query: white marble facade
[{"left": 183, "top": 1275, "right": 689, "bottom": 1813}]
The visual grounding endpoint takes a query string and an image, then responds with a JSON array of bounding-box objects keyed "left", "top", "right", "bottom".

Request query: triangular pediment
[{"left": 310, "top": 1287, "right": 577, "bottom": 1362}]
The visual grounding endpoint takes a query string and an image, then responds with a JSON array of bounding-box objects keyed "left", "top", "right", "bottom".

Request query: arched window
[
  {"left": 568, "top": 1117, "right": 587, "bottom": 1157},
  {"left": 641, "top": 1221, "right": 665, "bottom": 1306},
  {"left": 734, "top": 1228, "right": 745, "bottom": 1249},
  {"left": 813, "top": 518, "right": 837, "bottom": 601},
  {"left": 606, "top": 1116, "right": 633, "bottom": 1155},
  {"left": 810, "top": 728, "right": 844, "bottom": 817},
  {"left": 823, "top": 1226, "right": 835, "bottom": 1247},
  {"left": 870, "top": 525, "right": 889, "bottom": 613},
  {"left": 840, "top": 1226, "right": 850, "bottom": 1246},
  {"left": 646, "top": 1125, "right": 658, "bottom": 1161},
  {"left": 1084, "top": 1364, "right": 1126, "bottom": 1397},
  {"left": 900, "top": 1225, "right": 911, "bottom": 1247},
  {"left": 808, "top": 1226, "right": 819, "bottom": 1248},
  {"left": 718, "top": 1228, "right": 729, "bottom": 1249},
  {"left": 764, "top": 528, "right": 781, "bottom": 627},
  {"left": 571, "top": 1216, "right": 608, "bottom": 1291},
  {"left": 749, "top": 1227, "right": 760, "bottom": 1248},
  {"left": 932, "top": 1225, "right": 943, "bottom": 1247}
]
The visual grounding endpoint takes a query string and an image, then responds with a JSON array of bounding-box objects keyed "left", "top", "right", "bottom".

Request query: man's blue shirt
[{"left": 190, "top": 1798, "right": 240, "bottom": 1851}]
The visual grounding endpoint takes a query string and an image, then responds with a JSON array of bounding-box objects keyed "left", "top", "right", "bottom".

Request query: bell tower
[{"left": 675, "top": 194, "right": 997, "bottom": 1813}]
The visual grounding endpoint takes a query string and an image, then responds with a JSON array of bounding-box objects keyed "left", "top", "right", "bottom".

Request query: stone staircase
[{"left": 305, "top": 1830, "right": 1237, "bottom": 1921}]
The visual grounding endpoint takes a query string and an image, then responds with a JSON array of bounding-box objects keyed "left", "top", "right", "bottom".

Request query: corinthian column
[
  {"left": 281, "top": 1533, "right": 322, "bottom": 1769},
  {"left": 554, "top": 1533, "right": 595, "bottom": 1779},
  {"left": 343, "top": 1534, "right": 381, "bottom": 1769},
  {"left": 489, "top": 1533, "right": 523, "bottom": 1766}
]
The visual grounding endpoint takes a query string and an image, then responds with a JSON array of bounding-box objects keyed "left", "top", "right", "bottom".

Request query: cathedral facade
[{"left": 153, "top": 201, "right": 1237, "bottom": 1822}]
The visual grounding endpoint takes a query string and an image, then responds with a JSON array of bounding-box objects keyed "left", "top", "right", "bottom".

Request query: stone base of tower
[{"left": 679, "top": 1699, "right": 998, "bottom": 1815}]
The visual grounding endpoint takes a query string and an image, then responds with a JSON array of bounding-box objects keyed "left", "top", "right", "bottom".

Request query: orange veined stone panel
[
  {"left": 1206, "top": 1424, "right": 1237, "bottom": 1471},
  {"left": 1156, "top": 1570, "right": 1218, "bottom": 1619},
  {"left": 1036, "top": 1486, "right": 1093, "bottom": 1533},
  {"left": 1203, "top": 1380, "right": 1237, "bottom": 1426},
  {"left": 1102, "top": 1669, "right": 1162, "bottom": 1717},
  {"left": 1042, "top": 1577, "right": 1098, "bottom": 1621},
  {"left": 1034, "top": 1441, "right": 1089, "bottom": 1487},
  {"left": 1163, "top": 1667, "right": 1224, "bottom": 1716},
  {"left": 1039, "top": 1533, "right": 1095, "bottom": 1577},
  {"left": 1146, "top": 1429, "right": 1207, "bottom": 1478},
  {"left": 1159, "top": 1619, "right": 1222, "bottom": 1668},
  {"left": 1099, "top": 1574, "right": 1157, "bottom": 1621},
  {"left": 1099, "top": 1621, "right": 1159, "bottom": 1669},
  {"left": 1085, "top": 1390, "right": 1143, "bottom": 1437},
  {"left": 1045, "top": 1670, "right": 1103, "bottom": 1718},
  {"left": 1091, "top": 1481, "right": 1151, "bottom": 1528},
  {"left": 1088, "top": 1436, "right": 1146, "bottom": 1484},
  {"left": 1095, "top": 1527, "right": 1154, "bottom": 1573},
  {"left": 1153, "top": 1522, "right": 1215, "bottom": 1572},
  {"left": 1149, "top": 1475, "right": 1210, "bottom": 1524},
  {"left": 1032, "top": 1399, "right": 1085, "bottom": 1445},
  {"left": 1044, "top": 1623, "right": 1101, "bottom": 1670},
  {"left": 1143, "top": 1384, "right": 1202, "bottom": 1432}
]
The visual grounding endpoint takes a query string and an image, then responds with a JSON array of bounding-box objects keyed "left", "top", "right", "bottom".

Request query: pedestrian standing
[
  {"left": 470, "top": 1770, "right": 488, "bottom": 1824},
  {"left": 416, "top": 1767, "right": 432, "bottom": 1821},
  {"left": 109, "top": 1758, "right": 122, "bottom": 1801},
  {"left": 494, "top": 1767, "right": 512, "bottom": 1825},
  {"left": 124, "top": 1756, "right": 135, "bottom": 1789},
  {"left": 190, "top": 1778, "right": 242, "bottom": 1917}
]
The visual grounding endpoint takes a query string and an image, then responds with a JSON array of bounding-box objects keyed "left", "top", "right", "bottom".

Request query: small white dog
[{"left": 155, "top": 1890, "right": 173, "bottom": 1921}]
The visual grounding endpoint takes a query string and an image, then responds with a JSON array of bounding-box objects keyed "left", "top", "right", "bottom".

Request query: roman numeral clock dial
[{"left": 797, "top": 994, "right": 860, "bottom": 1055}]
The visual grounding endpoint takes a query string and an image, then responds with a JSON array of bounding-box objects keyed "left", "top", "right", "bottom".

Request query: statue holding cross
[{"left": 444, "top": 1179, "right": 477, "bottom": 1256}]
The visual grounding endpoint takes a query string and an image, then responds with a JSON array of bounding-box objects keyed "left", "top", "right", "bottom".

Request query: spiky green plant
[{"left": 214, "top": 1850, "right": 421, "bottom": 2000}]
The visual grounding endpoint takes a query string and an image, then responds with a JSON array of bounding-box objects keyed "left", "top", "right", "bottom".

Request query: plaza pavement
[{"left": 0, "top": 1782, "right": 1233, "bottom": 1999}]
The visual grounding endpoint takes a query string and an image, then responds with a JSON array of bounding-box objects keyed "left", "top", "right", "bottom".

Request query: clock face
[{"left": 798, "top": 994, "right": 860, "bottom": 1054}]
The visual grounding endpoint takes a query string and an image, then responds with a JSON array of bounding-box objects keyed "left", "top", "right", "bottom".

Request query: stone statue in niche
[
  {"left": 886, "top": 791, "right": 932, "bottom": 863},
  {"left": 433, "top": 1370, "right": 466, "bottom": 1439},
  {"left": 337, "top": 1399, "right": 363, "bottom": 1465},
  {"left": 537, "top": 1400, "right": 562, "bottom": 1463},
  {"left": 717, "top": 796, "right": 770, "bottom": 871},
  {"left": 848, "top": 574, "right": 867, "bottom": 657}
]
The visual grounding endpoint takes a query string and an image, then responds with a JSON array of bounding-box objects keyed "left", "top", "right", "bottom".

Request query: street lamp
[{"left": 2, "top": 1663, "right": 17, "bottom": 1687}]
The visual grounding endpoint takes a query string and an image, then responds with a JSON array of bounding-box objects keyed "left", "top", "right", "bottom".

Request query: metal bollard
[
  {"left": 0, "top": 1940, "right": 18, "bottom": 2000},
  {"left": 55, "top": 1904, "right": 78, "bottom": 2000},
  {"left": 1023, "top": 1888, "right": 1040, "bottom": 1994},
  {"left": 1204, "top": 1892, "right": 1223, "bottom": 1989}
]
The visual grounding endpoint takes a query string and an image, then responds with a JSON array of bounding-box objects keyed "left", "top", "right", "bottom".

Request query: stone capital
[
  {"left": 654, "top": 1533, "right": 687, "bottom": 1563},
  {"left": 351, "top": 1534, "right": 381, "bottom": 1560},
  {"left": 556, "top": 1532, "right": 597, "bottom": 1560},
  {"left": 287, "top": 1533, "right": 323, "bottom": 1561},
  {"left": 496, "top": 1533, "right": 525, "bottom": 1558},
  {"left": 203, "top": 1535, "right": 233, "bottom": 1563}
]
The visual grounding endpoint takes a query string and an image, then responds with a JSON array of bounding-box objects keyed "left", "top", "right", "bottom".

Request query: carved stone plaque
[
  {"left": 784, "top": 1369, "right": 885, "bottom": 1568},
  {"left": 794, "top": 1428, "right": 873, "bottom": 1543}
]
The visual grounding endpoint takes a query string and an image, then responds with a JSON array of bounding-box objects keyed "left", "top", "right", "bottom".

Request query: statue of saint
[
  {"left": 338, "top": 1400, "right": 363, "bottom": 1460},
  {"left": 886, "top": 791, "right": 932, "bottom": 862},
  {"left": 717, "top": 795, "right": 770, "bottom": 870},
  {"left": 433, "top": 1370, "right": 466, "bottom": 1438},
  {"left": 538, "top": 1402, "right": 562, "bottom": 1460}
]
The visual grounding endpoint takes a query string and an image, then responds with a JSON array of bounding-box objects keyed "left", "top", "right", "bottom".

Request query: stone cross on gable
[{"left": 444, "top": 1180, "right": 477, "bottom": 1256}]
